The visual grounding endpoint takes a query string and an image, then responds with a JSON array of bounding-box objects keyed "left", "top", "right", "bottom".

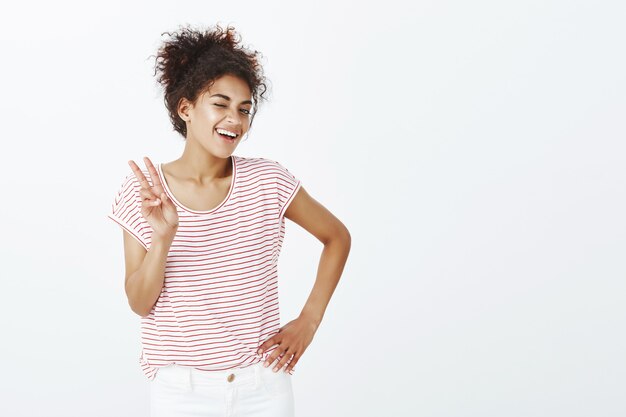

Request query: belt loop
[
  {"left": 186, "top": 366, "right": 193, "bottom": 392},
  {"left": 254, "top": 361, "right": 261, "bottom": 389}
]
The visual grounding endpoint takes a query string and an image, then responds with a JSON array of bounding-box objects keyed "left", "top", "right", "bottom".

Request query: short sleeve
[
  {"left": 274, "top": 160, "right": 302, "bottom": 219},
  {"left": 106, "top": 172, "right": 152, "bottom": 250}
]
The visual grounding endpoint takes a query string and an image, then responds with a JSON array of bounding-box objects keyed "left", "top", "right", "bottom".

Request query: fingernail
[
  {"left": 273, "top": 367, "right": 278, "bottom": 372},
  {"left": 257, "top": 349, "right": 262, "bottom": 355}
]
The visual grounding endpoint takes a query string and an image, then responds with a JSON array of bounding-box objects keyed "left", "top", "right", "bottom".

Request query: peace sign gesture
[{"left": 128, "top": 156, "right": 179, "bottom": 238}]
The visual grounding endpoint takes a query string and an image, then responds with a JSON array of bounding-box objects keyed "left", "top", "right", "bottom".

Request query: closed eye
[{"left": 215, "top": 103, "right": 251, "bottom": 115}]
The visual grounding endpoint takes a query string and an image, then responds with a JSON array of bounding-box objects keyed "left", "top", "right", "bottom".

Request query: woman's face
[{"left": 180, "top": 74, "right": 253, "bottom": 157}]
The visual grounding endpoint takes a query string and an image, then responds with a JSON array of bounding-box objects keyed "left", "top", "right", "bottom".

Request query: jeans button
[{"left": 227, "top": 373, "right": 235, "bottom": 382}]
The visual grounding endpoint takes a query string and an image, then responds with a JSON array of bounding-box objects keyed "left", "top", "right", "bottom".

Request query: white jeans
[{"left": 149, "top": 361, "right": 295, "bottom": 417}]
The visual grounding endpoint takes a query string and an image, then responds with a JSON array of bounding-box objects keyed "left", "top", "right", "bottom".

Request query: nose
[{"left": 224, "top": 108, "right": 242, "bottom": 125}]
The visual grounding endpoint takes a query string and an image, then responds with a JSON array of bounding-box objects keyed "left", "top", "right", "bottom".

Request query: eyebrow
[{"left": 210, "top": 94, "right": 253, "bottom": 106}]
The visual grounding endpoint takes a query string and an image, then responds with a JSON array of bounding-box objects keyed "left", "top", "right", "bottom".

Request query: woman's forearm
[
  {"left": 125, "top": 233, "right": 175, "bottom": 317},
  {"left": 299, "top": 231, "right": 351, "bottom": 327}
]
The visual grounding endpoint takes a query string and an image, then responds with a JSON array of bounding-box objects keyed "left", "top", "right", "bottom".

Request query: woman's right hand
[{"left": 128, "top": 156, "right": 179, "bottom": 238}]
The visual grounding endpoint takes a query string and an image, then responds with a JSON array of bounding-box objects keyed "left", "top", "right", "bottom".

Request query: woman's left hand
[{"left": 257, "top": 315, "right": 319, "bottom": 374}]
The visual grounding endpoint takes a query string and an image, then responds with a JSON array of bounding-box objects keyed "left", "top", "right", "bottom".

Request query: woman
[{"left": 106, "top": 24, "right": 351, "bottom": 417}]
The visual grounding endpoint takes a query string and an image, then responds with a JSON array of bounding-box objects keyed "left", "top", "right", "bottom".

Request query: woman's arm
[
  {"left": 257, "top": 186, "right": 351, "bottom": 373},
  {"left": 124, "top": 231, "right": 176, "bottom": 317},
  {"left": 284, "top": 186, "right": 352, "bottom": 326}
]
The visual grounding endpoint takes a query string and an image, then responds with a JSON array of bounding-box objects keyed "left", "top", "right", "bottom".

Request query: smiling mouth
[
  {"left": 215, "top": 129, "right": 239, "bottom": 140},
  {"left": 216, "top": 129, "right": 238, "bottom": 142}
]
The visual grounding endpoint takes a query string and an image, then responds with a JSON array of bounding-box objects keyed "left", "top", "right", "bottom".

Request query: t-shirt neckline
[{"left": 157, "top": 155, "right": 237, "bottom": 215}]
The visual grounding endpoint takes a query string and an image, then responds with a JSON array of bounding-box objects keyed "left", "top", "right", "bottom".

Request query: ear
[{"left": 177, "top": 97, "right": 193, "bottom": 122}]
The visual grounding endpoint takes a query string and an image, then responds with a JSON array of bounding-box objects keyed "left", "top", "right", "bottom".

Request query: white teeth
[{"left": 216, "top": 128, "right": 238, "bottom": 138}]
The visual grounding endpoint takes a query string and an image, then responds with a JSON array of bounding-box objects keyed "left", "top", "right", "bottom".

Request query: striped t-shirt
[{"left": 106, "top": 155, "right": 302, "bottom": 381}]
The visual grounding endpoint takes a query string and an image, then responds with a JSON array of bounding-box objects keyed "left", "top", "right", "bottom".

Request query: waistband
[{"left": 154, "top": 360, "right": 265, "bottom": 389}]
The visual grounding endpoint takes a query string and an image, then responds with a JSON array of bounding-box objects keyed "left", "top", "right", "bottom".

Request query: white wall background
[{"left": 0, "top": 1, "right": 624, "bottom": 416}]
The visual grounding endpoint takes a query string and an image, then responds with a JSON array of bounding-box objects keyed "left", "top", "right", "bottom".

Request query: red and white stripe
[{"left": 107, "top": 155, "right": 302, "bottom": 381}]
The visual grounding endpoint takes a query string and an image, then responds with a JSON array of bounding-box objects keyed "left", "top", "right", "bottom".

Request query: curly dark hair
[{"left": 150, "top": 23, "right": 270, "bottom": 139}]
